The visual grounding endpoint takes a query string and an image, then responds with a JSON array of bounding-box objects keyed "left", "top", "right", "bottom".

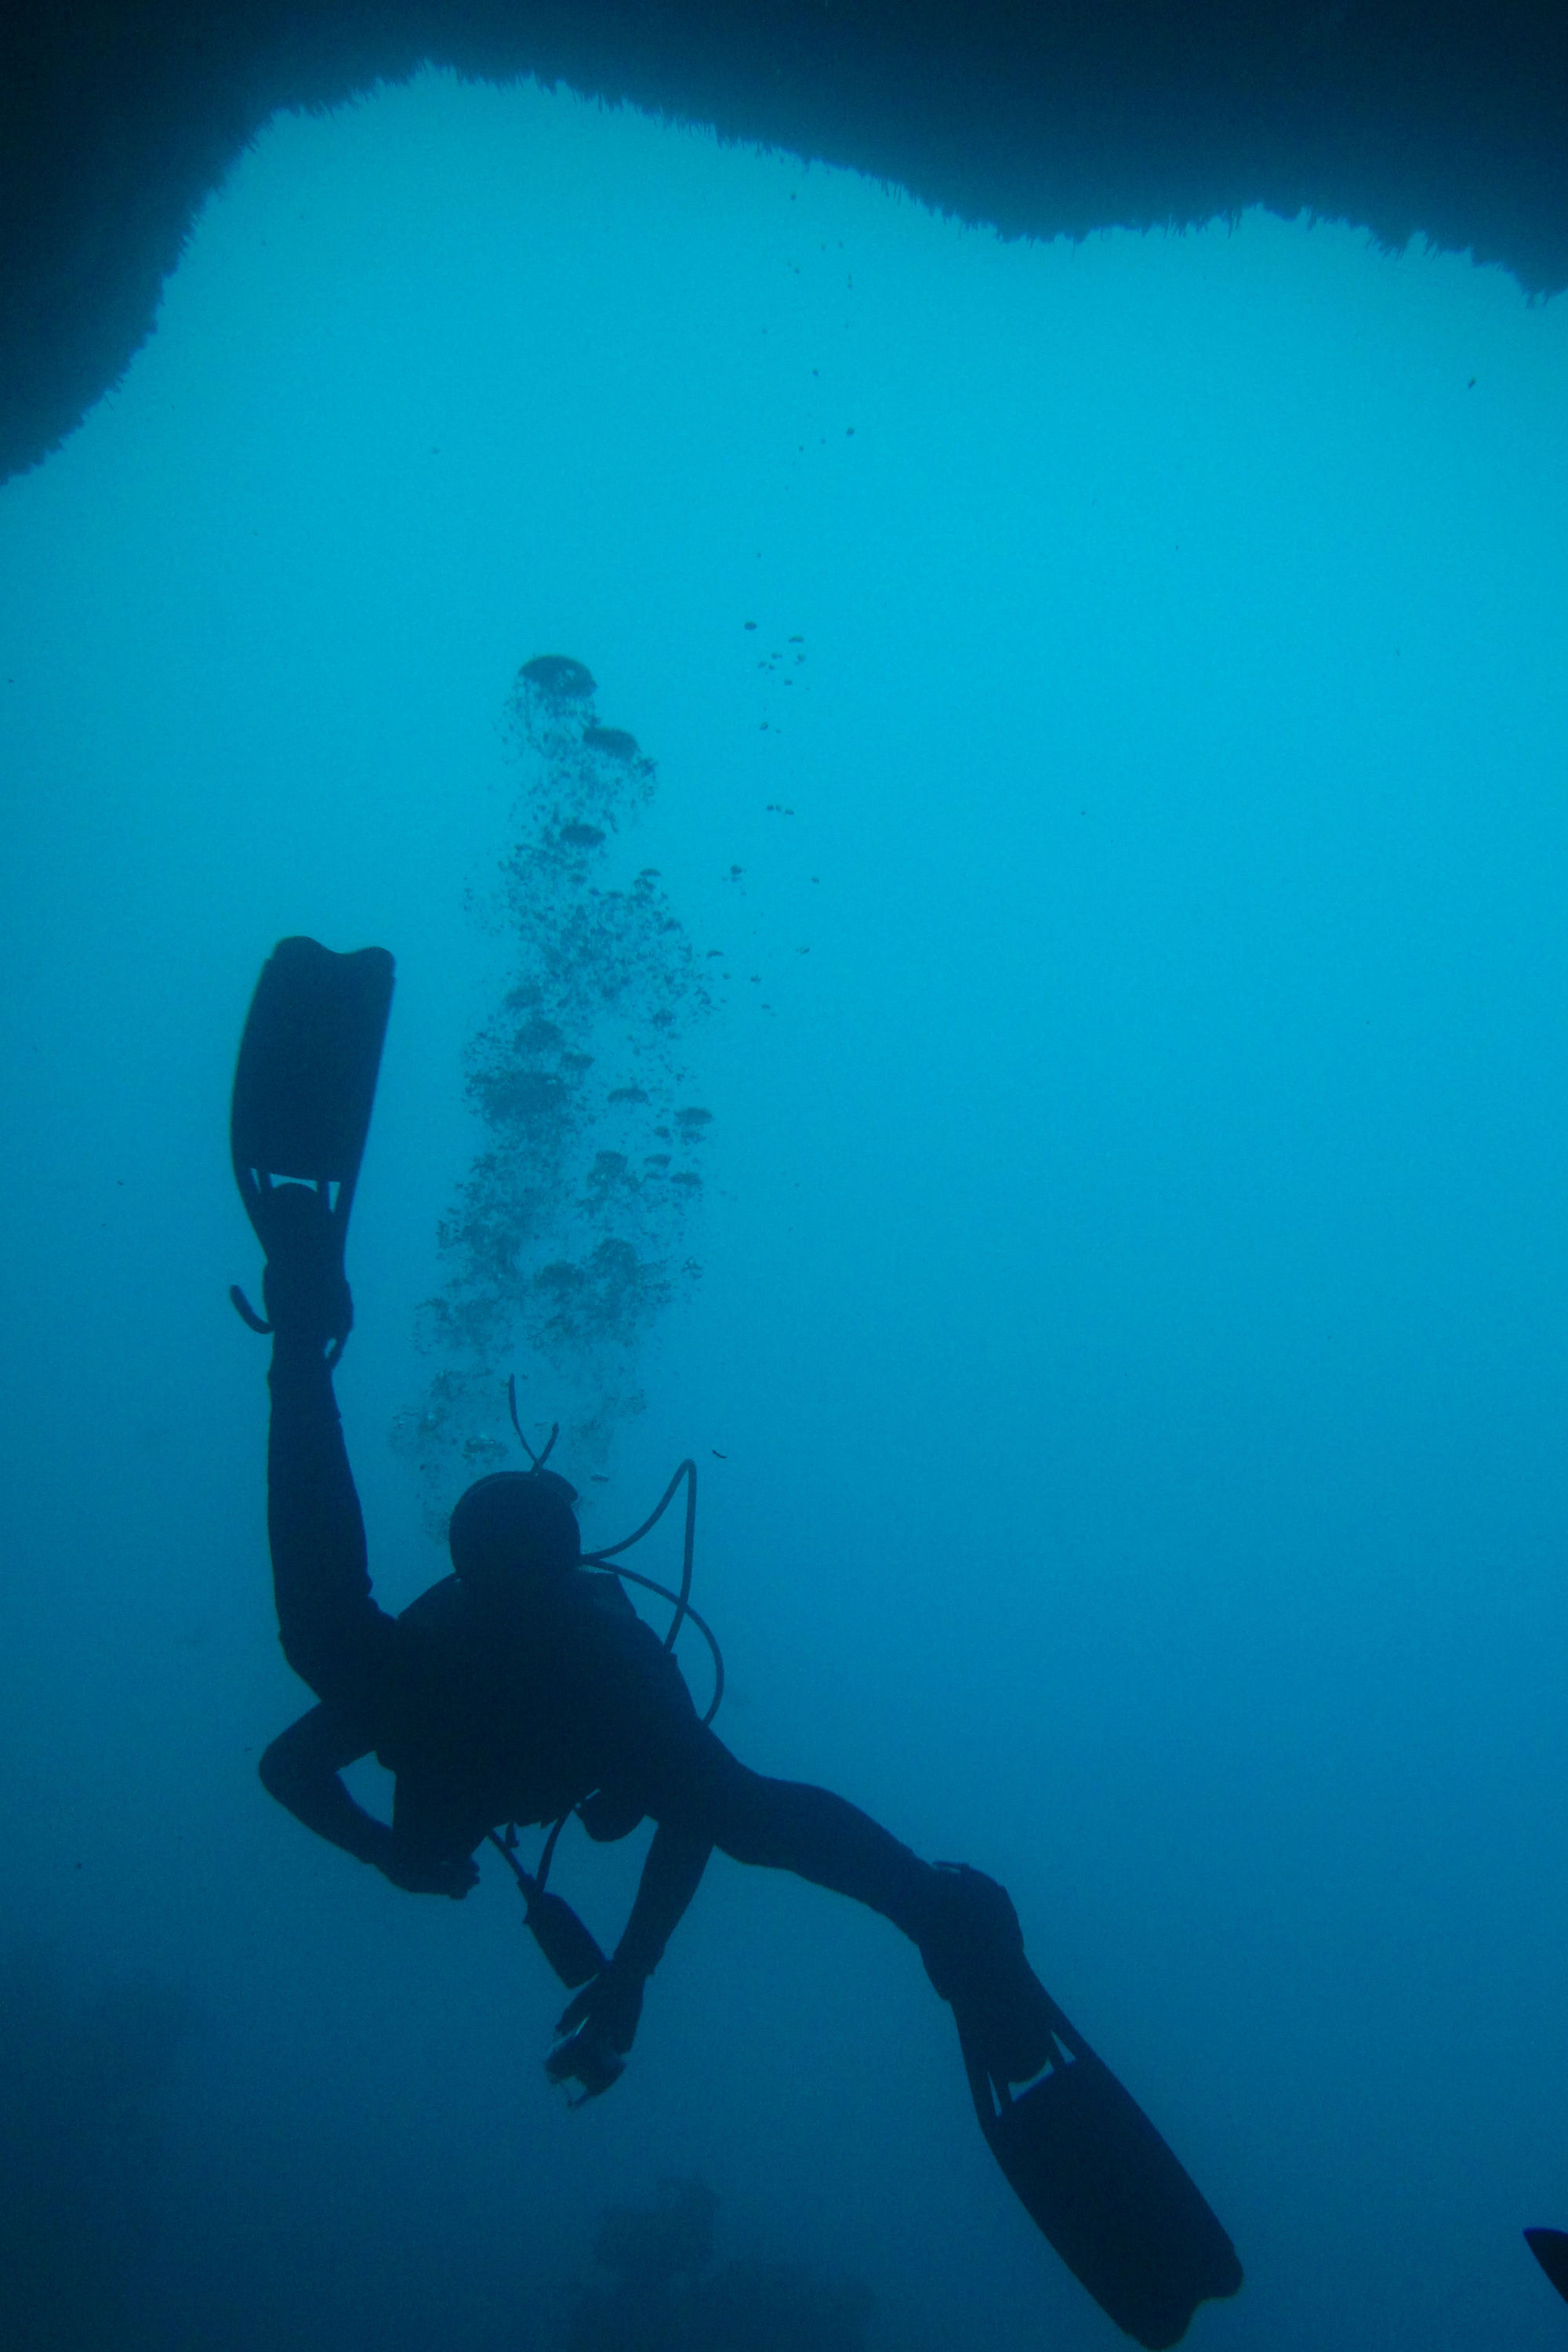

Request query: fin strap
[{"left": 229, "top": 1283, "right": 272, "bottom": 1334}]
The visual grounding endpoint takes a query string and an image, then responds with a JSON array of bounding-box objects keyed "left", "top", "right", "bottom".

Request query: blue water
[{"left": 4, "top": 66, "right": 1568, "bottom": 2350}]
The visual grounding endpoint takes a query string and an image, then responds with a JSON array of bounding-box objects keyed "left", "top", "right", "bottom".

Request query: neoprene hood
[{"left": 448, "top": 1470, "right": 581, "bottom": 1584}]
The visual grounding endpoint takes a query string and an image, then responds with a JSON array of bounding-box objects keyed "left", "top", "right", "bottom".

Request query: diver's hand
[
  {"left": 554, "top": 1962, "right": 645, "bottom": 2056},
  {"left": 379, "top": 1839, "right": 479, "bottom": 1900},
  {"left": 258, "top": 1181, "right": 353, "bottom": 1347},
  {"left": 546, "top": 1963, "right": 644, "bottom": 2103}
]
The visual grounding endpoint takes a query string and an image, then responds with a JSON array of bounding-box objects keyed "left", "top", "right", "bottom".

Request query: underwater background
[{"left": 4, "top": 64, "right": 1568, "bottom": 2350}]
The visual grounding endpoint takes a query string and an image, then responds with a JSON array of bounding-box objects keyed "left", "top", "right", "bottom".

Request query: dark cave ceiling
[{"left": 2, "top": 0, "right": 1565, "bottom": 484}]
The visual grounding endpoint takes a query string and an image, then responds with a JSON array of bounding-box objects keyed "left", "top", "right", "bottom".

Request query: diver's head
[{"left": 448, "top": 1470, "right": 581, "bottom": 1592}]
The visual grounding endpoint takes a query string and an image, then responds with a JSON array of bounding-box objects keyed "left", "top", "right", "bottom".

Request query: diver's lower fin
[
  {"left": 1526, "top": 2227, "right": 1568, "bottom": 2306},
  {"left": 231, "top": 935, "right": 394, "bottom": 1242},
  {"left": 958, "top": 2005, "right": 1243, "bottom": 2350}
]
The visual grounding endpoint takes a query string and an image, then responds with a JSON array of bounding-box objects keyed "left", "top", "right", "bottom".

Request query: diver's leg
[
  {"left": 647, "top": 1727, "right": 940, "bottom": 1940},
  {"left": 696, "top": 1750, "right": 938, "bottom": 1941},
  {"left": 257, "top": 1175, "right": 395, "bottom": 1720},
  {"left": 267, "top": 1328, "right": 392, "bottom": 1719},
  {"left": 659, "top": 1730, "right": 1056, "bottom": 2078}
]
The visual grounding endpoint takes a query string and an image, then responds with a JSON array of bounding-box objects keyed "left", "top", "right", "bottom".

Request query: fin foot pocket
[{"left": 920, "top": 1864, "right": 1056, "bottom": 2082}]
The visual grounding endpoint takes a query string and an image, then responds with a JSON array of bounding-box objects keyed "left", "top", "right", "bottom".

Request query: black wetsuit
[{"left": 260, "top": 1330, "right": 941, "bottom": 1989}]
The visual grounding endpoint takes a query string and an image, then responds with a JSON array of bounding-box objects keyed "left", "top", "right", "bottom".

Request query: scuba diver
[{"left": 232, "top": 937, "right": 1241, "bottom": 2352}]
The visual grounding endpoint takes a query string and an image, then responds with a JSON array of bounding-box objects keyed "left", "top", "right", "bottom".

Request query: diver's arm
[
  {"left": 549, "top": 1824, "right": 710, "bottom": 2086},
  {"left": 614, "top": 1822, "right": 712, "bottom": 1982},
  {"left": 259, "top": 1703, "right": 393, "bottom": 1867},
  {"left": 260, "top": 1707, "right": 478, "bottom": 1896}
]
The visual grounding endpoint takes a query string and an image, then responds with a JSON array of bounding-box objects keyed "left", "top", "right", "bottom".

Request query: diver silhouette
[
  {"left": 232, "top": 937, "right": 1241, "bottom": 2350},
  {"left": 253, "top": 1165, "right": 1051, "bottom": 2090}
]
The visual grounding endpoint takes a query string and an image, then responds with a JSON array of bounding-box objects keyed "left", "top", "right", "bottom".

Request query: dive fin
[
  {"left": 230, "top": 936, "right": 394, "bottom": 1294},
  {"left": 1526, "top": 2227, "right": 1568, "bottom": 2306},
  {"left": 957, "top": 2003, "right": 1243, "bottom": 2350}
]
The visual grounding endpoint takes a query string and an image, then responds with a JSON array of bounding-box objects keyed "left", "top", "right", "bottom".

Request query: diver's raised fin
[
  {"left": 1526, "top": 2227, "right": 1568, "bottom": 2306},
  {"left": 958, "top": 2005, "right": 1243, "bottom": 2350},
  {"left": 230, "top": 938, "right": 394, "bottom": 1358},
  {"left": 231, "top": 936, "right": 394, "bottom": 1250}
]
